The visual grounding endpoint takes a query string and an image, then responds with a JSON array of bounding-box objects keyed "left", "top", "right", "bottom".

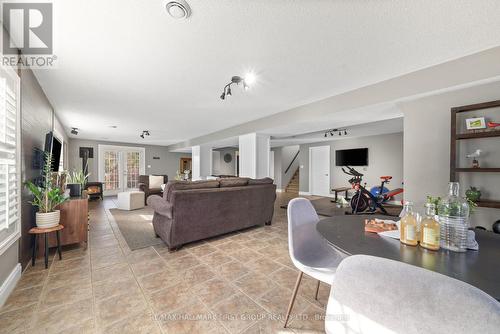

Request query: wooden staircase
[{"left": 285, "top": 169, "right": 299, "bottom": 193}]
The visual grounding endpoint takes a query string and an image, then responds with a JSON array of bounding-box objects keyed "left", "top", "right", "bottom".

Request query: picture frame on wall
[{"left": 465, "top": 117, "right": 486, "bottom": 130}]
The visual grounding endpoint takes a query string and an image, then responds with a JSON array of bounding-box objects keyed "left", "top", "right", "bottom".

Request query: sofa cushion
[
  {"left": 248, "top": 177, "right": 274, "bottom": 185},
  {"left": 164, "top": 180, "right": 220, "bottom": 201},
  {"left": 149, "top": 175, "right": 164, "bottom": 189},
  {"left": 219, "top": 177, "right": 249, "bottom": 187}
]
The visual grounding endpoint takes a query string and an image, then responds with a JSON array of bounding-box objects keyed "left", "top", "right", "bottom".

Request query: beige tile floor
[{"left": 0, "top": 193, "right": 331, "bottom": 334}]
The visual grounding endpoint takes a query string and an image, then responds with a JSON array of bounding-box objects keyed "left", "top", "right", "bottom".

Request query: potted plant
[
  {"left": 25, "top": 153, "right": 68, "bottom": 228},
  {"left": 66, "top": 168, "right": 90, "bottom": 197}
]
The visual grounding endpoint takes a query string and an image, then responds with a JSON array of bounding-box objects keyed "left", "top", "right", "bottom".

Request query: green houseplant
[
  {"left": 66, "top": 166, "right": 90, "bottom": 197},
  {"left": 25, "top": 153, "right": 68, "bottom": 228}
]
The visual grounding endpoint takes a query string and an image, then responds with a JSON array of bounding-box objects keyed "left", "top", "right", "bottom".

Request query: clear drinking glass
[{"left": 438, "top": 182, "right": 469, "bottom": 252}]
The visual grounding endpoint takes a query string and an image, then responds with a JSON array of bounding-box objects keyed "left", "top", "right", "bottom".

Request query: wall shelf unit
[{"left": 450, "top": 100, "right": 500, "bottom": 209}]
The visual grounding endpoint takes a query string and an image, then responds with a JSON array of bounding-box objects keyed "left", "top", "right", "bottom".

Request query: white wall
[
  {"left": 299, "top": 132, "right": 403, "bottom": 201},
  {"left": 239, "top": 133, "right": 256, "bottom": 178},
  {"left": 400, "top": 80, "right": 500, "bottom": 229},
  {"left": 256, "top": 135, "right": 270, "bottom": 178},
  {"left": 213, "top": 147, "right": 238, "bottom": 176}
]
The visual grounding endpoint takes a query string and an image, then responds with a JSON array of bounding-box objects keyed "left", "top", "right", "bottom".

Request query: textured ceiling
[{"left": 33, "top": 0, "right": 500, "bottom": 145}]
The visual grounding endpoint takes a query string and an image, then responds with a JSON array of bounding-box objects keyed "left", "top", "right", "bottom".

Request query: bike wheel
[{"left": 351, "top": 193, "right": 369, "bottom": 213}]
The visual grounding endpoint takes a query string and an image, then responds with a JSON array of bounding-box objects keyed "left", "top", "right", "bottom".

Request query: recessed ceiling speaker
[{"left": 165, "top": 0, "right": 191, "bottom": 19}]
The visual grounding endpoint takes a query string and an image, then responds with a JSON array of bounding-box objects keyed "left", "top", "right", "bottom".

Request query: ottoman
[{"left": 117, "top": 191, "right": 145, "bottom": 210}]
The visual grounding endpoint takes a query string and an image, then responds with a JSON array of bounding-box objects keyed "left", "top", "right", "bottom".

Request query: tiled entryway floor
[{"left": 1, "top": 193, "right": 330, "bottom": 333}]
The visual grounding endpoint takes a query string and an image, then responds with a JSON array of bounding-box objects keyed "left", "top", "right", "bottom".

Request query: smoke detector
[{"left": 164, "top": 0, "right": 191, "bottom": 19}]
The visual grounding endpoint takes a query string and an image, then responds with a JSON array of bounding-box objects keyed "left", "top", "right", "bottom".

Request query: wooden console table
[{"left": 37, "top": 196, "right": 88, "bottom": 257}]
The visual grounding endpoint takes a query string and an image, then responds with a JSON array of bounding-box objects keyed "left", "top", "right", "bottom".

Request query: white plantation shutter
[{"left": 0, "top": 65, "right": 21, "bottom": 254}]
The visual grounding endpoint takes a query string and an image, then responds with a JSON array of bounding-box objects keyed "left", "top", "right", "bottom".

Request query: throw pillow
[
  {"left": 219, "top": 177, "right": 249, "bottom": 187},
  {"left": 248, "top": 177, "right": 274, "bottom": 185},
  {"left": 149, "top": 175, "right": 164, "bottom": 189}
]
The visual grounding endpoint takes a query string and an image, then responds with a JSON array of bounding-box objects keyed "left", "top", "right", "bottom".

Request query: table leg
[
  {"left": 56, "top": 230, "right": 62, "bottom": 260},
  {"left": 44, "top": 233, "right": 48, "bottom": 269},
  {"left": 345, "top": 190, "right": 350, "bottom": 200},
  {"left": 334, "top": 191, "right": 338, "bottom": 202},
  {"left": 31, "top": 234, "right": 36, "bottom": 267}
]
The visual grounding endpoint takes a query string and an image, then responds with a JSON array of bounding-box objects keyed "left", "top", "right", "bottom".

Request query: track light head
[
  {"left": 140, "top": 134, "right": 144, "bottom": 139},
  {"left": 71, "top": 127, "right": 78, "bottom": 135},
  {"left": 324, "top": 133, "right": 327, "bottom": 138},
  {"left": 231, "top": 76, "right": 243, "bottom": 84},
  {"left": 344, "top": 130, "right": 347, "bottom": 135},
  {"left": 220, "top": 73, "right": 257, "bottom": 100}
]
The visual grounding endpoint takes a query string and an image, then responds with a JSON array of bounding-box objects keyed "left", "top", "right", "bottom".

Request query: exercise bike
[{"left": 342, "top": 166, "right": 404, "bottom": 215}]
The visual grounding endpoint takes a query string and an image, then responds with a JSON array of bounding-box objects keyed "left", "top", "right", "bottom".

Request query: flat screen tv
[
  {"left": 44, "top": 132, "right": 62, "bottom": 172},
  {"left": 335, "top": 148, "right": 368, "bottom": 166}
]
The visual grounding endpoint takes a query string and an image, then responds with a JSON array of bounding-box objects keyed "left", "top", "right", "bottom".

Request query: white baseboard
[
  {"left": 298, "top": 191, "right": 311, "bottom": 196},
  {"left": 0, "top": 263, "right": 21, "bottom": 307}
]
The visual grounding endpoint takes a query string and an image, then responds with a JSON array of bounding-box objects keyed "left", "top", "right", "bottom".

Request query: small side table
[
  {"left": 29, "top": 224, "right": 64, "bottom": 269},
  {"left": 331, "top": 187, "right": 351, "bottom": 202}
]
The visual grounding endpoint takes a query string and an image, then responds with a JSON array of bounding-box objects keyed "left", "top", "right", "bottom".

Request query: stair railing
[{"left": 284, "top": 150, "right": 300, "bottom": 175}]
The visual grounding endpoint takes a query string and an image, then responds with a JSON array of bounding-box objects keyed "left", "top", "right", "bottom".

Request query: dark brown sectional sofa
[{"left": 147, "top": 177, "right": 276, "bottom": 250}]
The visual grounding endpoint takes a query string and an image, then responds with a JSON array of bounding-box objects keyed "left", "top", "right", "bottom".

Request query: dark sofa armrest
[
  {"left": 138, "top": 182, "right": 148, "bottom": 192},
  {"left": 147, "top": 195, "right": 173, "bottom": 219}
]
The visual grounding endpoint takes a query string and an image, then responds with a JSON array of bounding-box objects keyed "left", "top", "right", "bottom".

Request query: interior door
[{"left": 310, "top": 146, "right": 330, "bottom": 196}]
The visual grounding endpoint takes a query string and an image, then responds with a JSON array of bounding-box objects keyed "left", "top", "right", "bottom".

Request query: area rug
[
  {"left": 108, "top": 207, "right": 163, "bottom": 250},
  {"left": 280, "top": 197, "right": 401, "bottom": 217}
]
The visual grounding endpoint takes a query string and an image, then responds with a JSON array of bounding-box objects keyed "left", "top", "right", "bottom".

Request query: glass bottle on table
[
  {"left": 420, "top": 203, "right": 440, "bottom": 250},
  {"left": 400, "top": 201, "right": 418, "bottom": 246}
]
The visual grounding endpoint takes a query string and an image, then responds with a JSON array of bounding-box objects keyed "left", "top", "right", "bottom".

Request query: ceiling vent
[{"left": 164, "top": 0, "right": 191, "bottom": 19}]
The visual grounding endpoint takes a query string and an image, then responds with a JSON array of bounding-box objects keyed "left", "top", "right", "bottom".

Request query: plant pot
[
  {"left": 35, "top": 210, "right": 60, "bottom": 229},
  {"left": 67, "top": 183, "right": 81, "bottom": 197}
]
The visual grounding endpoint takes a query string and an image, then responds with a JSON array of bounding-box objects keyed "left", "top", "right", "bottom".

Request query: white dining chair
[
  {"left": 325, "top": 255, "right": 500, "bottom": 334},
  {"left": 284, "top": 197, "right": 345, "bottom": 328}
]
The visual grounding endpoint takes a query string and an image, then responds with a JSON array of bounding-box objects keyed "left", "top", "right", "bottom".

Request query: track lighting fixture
[
  {"left": 71, "top": 127, "right": 78, "bottom": 135},
  {"left": 324, "top": 128, "right": 348, "bottom": 138},
  {"left": 220, "top": 73, "right": 256, "bottom": 100},
  {"left": 140, "top": 130, "right": 150, "bottom": 139}
]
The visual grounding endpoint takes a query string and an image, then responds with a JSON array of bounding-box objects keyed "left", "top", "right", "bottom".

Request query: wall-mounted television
[
  {"left": 44, "top": 132, "right": 62, "bottom": 171},
  {"left": 335, "top": 148, "right": 368, "bottom": 166}
]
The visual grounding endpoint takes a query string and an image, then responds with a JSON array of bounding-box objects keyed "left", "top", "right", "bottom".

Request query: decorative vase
[
  {"left": 67, "top": 183, "right": 81, "bottom": 197},
  {"left": 35, "top": 210, "right": 60, "bottom": 229},
  {"left": 438, "top": 182, "right": 470, "bottom": 252}
]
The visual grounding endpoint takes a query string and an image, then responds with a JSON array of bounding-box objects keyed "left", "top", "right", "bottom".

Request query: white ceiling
[{"left": 34, "top": 0, "right": 500, "bottom": 145}]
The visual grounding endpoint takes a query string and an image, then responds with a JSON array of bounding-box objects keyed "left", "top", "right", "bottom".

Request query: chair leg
[
  {"left": 56, "top": 230, "right": 62, "bottom": 260},
  {"left": 31, "top": 235, "right": 37, "bottom": 267},
  {"left": 315, "top": 280, "right": 321, "bottom": 300},
  {"left": 284, "top": 271, "right": 303, "bottom": 328}
]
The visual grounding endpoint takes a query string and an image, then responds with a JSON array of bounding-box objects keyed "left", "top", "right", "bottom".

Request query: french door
[{"left": 98, "top": 145, "right": 145, "bottom": 196}]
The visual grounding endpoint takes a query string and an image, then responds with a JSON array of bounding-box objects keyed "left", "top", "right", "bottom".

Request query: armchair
[{"left": 138, "top": 174, "right": 168, "bottom": 205}]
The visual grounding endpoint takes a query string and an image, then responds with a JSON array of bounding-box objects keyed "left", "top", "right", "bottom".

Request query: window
[{"left": 0, "top": 65, "right": 21, "bottom": 255}]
